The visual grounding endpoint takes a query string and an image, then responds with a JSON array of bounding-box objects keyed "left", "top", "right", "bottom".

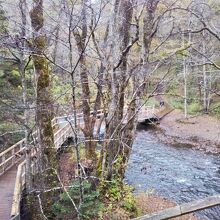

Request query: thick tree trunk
[
  {"left": 116, "top": 0, "right": 160, "bottom": 178},
  {"left": 119, "top": 75, "right": 139, "bottom": 176},
  {"left": 142, "top": 0, "right": 159, "bottom": 63},
  {"left": 79, "top": 55, "right": 97, "bottom": 162},
  {"left": 30, "top": 0, "right": 56, "bottom": 170}
]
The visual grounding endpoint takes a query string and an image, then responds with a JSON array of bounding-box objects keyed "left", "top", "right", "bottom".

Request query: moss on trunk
[{"left": 30, "top": 0, "right": 56, "bottom": 169}]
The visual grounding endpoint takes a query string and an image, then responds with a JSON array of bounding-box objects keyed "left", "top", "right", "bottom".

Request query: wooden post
[
  {"left": 12, "top": 147, "right": 15, "bottom": 166},
  {"left": 2, "top": 154, "right": 5, "bottom": 173}
]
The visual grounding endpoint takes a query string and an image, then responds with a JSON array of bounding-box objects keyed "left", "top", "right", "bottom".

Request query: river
[{"left": 125, "top": 125, "right": 220, "bottom": 220}]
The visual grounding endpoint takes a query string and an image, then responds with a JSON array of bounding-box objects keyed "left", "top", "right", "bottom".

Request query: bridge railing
[
  {"left": 0, "top": 108, "right": 113, "bottom": 178},
  {"left": 0, "top": 109, "right": 106, "bottom": 219},
  {"left": 54, "top": 123, "right": 73, "bottom": 149},
  {"left": 143, "top": 105, "right": 155, "bottom": 115},
  {"left": 53, "top": 109, "right": 106, "bottom": 149},
  {"left": 11, "top": 159, "right": 38, "bottom": 220},
  {"left": 133, "top": 195, "right": 220, "bottom": 220},
  {"left": 10, "top": 120, "right": 78, "bottom": 219},
  {"left": 0, "top": 139, "right": 26, "bottom": 176},
  {"left": 7, "top": 109, "right": 105, "bottom": 212},
  {"left": 0, "top": 129, "right": 51, "bottom": 177},
  {"left": 0, "top": 113, "right": 73, "bottom": 177}
]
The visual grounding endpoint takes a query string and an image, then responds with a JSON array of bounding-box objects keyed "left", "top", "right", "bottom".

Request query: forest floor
[{"left": 155, "top": 109, "right": 220, "bottom": 154}]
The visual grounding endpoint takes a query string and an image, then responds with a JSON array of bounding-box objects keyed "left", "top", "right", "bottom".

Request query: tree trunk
[
  {"left": 18, "top": 0, "right": 33, "bottom": 191},
  {"left": 182, "top": 33, "right": 188, "bottom": 118},
  {"left": 202, "top": 31, "right": 209, "bottom": 113},
  {"left": 103, "top": 0, "right": 133, "bottom": 180},
  {"left": 73, "top": 0, "right": 97, "bottom": 165},
  {"left": 30, "top": 0, "right": 56, "bottom": 170}
]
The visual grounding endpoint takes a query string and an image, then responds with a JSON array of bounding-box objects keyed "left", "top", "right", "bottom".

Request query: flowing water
[{"left": 125, "top": 126, "right": 220, "bottom": 220}]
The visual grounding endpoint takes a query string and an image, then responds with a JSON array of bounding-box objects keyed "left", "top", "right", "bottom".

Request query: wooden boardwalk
[
  {"left": 0, "top": 166, "right": 17, "bottom": 220},
  {"left": 137, "top": 104, "right": 174, "bottom": 124}
]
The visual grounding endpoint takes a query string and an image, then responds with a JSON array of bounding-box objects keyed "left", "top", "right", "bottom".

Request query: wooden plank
[
  {"left": 134, "top": 206, "right": 181, "bottom": 220},
  {"left": 0, "top": 166, "right": 17, "bottom": 220},
  {"left": 133, "top": 195, "right": 220, "bottom": 220},
  {"left": 180, "top": 195, "right": 220, "bottom": 214}
]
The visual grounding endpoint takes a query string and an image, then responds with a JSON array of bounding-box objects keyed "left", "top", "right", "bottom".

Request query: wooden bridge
[
  {"left": 1, "top": 105, "right": 219, "bottom": 220},
  {"left": 0, "top": 111, "right": 89, "bottom": 220}
]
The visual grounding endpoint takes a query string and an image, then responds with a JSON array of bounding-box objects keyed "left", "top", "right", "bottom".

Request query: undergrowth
[{"left": 53, "top": 180, "right": 103, "bottom": 219}]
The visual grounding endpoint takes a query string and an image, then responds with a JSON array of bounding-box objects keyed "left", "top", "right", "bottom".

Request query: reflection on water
[{"left": 125, "top": 126, "right": 220, "bottom": 220}]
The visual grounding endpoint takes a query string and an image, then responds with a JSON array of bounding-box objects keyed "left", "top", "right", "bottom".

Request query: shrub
[
  {"left": 53, "top": 180, "right": 103, "bottom": 219},
  {"left": 188, "top": 102, "right": 201, "bottom": 114},
  {"left": 99, "top": 176, "right": 138, "bottom": 218},
  {"left": 211, "top": 104, "right": 220, "bottom": 119},
  {"left": 170, "top": 99, "right": 183, "bottom": 109}
]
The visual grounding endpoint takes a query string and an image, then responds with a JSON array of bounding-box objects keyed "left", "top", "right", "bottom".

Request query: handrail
[
  {"left": 0, "top": 139, "right": 25, "bottom": 158},
  {"left": 0, "top": 113, "right": 70, "bottom": 177},
  {"left": 0, "top": 139, "right": 25, "bottom": 176},
  {"left": 11, "top": 161, "right": 26, "bottom": 220},
  {"left": 9, "top": 124, "right": 74, "bottom": 219},
  {"left": 0, "top": 107, "right": 146, "bottom": 177},
  {"left": 133, "top": 195, "right": 220, "bottom": 220}
]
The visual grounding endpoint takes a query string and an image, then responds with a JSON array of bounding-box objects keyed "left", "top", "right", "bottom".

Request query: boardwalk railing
[
  {"left": 137, "top": 105, "right": 157, "bottom": 122},
  {"left": 133, "top": 195, "right": 220, "bottom": 220},
  {"left": 0, "top": 139, "right": 26, "bottom": 176},
  {"left": 7, "top": 109, "right": 105, "bottom": 220},
  {"left": 54, "top": 123, "right": 74, "bottom": 149},
  {"left": 0, "top": 109, "right": 106, "bottom": 178},
  {"left": 11, "top": 161, "right": 26, "bottom": 220}
]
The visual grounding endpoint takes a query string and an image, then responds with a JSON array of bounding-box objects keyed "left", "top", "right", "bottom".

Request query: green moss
[
  {"left": 34, "top": 56, "right": 51, "bottom": 89},
  {"left": 30, "top": 1, "right": 43, "bottom": 31},
  {"left": 34, "top": 36, "right": 46, "bottom": 50},
  {"left": 44, "top": 122, "right": 53, "bottom": 137}
]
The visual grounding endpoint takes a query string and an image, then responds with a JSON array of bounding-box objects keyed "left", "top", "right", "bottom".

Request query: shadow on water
[{"left": 125, "top": 125, "right": 220, "bottom": 220}]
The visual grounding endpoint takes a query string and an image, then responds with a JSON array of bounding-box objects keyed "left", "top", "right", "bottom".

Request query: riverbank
[{"left": 155, "top": 109, "right": 220, "bottom": 154}]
